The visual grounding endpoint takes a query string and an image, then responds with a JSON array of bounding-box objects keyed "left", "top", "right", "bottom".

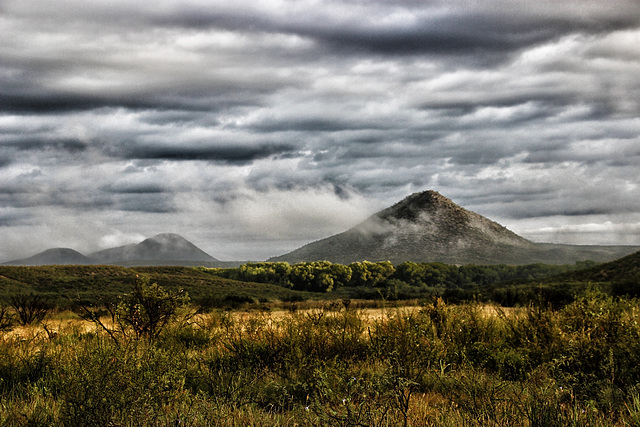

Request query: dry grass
[
  {"left": 3, "top": 302, "right": 520, "bottom": 339},
  {"left": 2, "top": 296, "right": 639, "bottom": 426}
]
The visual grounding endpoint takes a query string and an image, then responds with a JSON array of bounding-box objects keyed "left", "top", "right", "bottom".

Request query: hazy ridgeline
[{"left": 1, "top": 277, "right": 640, "bottom": 425}]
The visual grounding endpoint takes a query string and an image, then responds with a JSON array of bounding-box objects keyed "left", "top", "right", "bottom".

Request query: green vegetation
[
  {"left": 0, "top": 265, "right": 317, "bottom": 310},
  {"left": 0, "top": 254, "right": 638, "bottom": 424},
  {"left": 208, "top": 260, "right": 395, "bottom": 292},
  {"left": 1, "top": 284, "right": 640, "bottom": 425},
  {"left": 0, "top": 259, "right": 623, "bottom": 311},
  {"left": 206, "top": 260, "right": 597, "bottom": 306},
  {"left": 1, "top": 256, "right": 635, "bottom": 311},
  {"left": 78, "top": 276, "right": 191, "bottom": 342}
]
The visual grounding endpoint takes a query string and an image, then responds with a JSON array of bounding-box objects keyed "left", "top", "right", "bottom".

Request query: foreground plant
[
  {"left": 78, "top": 276, "right": 190, "bottom": 343},
  {"left": 2, "top": 290, "right": 640, "bottom": 425},
  {"left": 9, "top": 293, "right": 51, "bottom": 326},
  {"left": 117, "top": 276, "right": 190, "bottom": 339}
]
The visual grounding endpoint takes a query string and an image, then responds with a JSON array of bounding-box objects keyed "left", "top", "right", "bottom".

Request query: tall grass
[{"left": 1, "top": 291, "right": 640, "bottom": 425}]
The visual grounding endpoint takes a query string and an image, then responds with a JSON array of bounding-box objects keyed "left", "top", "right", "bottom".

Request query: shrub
[
  {"left": 77, "top": 277, "right": 190, "bottom": 342},
  {"left": 116, "top": 276, "right": 189, "bottom": 339},
  {"left": 56, "top": 339, "right": 187, "bottom": 426},
  {"left": 9, "top": 293, "right": 51, "bottom": 326}
]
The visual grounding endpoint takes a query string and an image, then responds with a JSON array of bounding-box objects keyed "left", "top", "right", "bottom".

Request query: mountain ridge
[
  {"left": 3, "top": 233, "right": 219, "bottom": 266},
  {"left": 2, "top": 248, "right": 94, "bottom": 266},
  {"left": 3, "top": 191, "right": 640, "bottom": 266},
  {"left": 269, "top": 190, "right": 640, "bottom": 265},
  {"left": 89, "top": 233, "right": 218, "bottom": 264},
  {"left": 546, "top": 248, "right": 640, "bottom": 284}
]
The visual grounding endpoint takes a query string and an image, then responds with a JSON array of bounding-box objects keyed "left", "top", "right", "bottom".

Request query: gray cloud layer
[{"left": 2, "top": 0, "right": 640, "bottom": 261}]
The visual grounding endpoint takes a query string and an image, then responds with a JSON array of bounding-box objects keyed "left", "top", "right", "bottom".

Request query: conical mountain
[
  {"left": 269, "top": 191, "right": 640, "bottom": 265},
  {"left": 90, "top": 233, "right": 217, "bottom": 265},
  {"left": 3, "top": 248, "right": 93, "bottom": 266}
]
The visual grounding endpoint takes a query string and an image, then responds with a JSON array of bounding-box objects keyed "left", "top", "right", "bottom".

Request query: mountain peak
[
  {"left": 90, "top": 233, "right": 218, "bottom": 264},
  {"left": 405, "top": 190, "right": 447, "bottom": 203},
  {"left": 270, "top": 190, "right": 640, "bottom": 264},
  {"left": 373, "top": 190, "right": 519, "bottom": 242},
  {"left": 3, "top": 248, "right": 92, "bottom": 266},
  {"left": 270, "top": 190, "right": 537, "bottom": 264},
  {"left": 4, "top": 233, "right": 219, "bottom": 266},
  {"left": 380, "top": 190, "right": 462, "bottom": 222},
  {"left": 144, "top": 233, "right": 192, "bottom": 245}
]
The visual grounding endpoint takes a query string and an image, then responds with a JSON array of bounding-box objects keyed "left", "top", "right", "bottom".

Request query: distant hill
[
  {"left": 548, "top": 249, "right": 640, "bottom": 284},
  {"left": 3, "top": 248, "right": 93, "bottom": 266},
  {"left": 0, "top": 265, "right": 312, "bottom": 306},
  {"left": 3, "top": 233, "right": 220, "bottom": 266},
  {"left": 89, "top": 233, "right": 218, "bottom": 265},
  {"left": 269, "top": 190, "right": 640, "bottom": 265}
]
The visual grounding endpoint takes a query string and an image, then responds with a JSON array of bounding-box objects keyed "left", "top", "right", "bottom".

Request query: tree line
[{"left": 203, "top": 260, "right": 589, "bottom": 293}]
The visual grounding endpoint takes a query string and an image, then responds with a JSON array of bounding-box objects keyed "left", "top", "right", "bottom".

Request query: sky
[{"left": 2, "top": 0, "right": 640, "bottom": 262}]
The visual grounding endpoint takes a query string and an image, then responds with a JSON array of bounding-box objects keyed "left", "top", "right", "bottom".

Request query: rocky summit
[{"left": 270, "top": 190, "right": 640, "bottom": 265}]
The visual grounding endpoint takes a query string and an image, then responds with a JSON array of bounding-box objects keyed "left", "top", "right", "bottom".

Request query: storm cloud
[{"left": 2, "top": 0, "right": 640, "bottom": 261}]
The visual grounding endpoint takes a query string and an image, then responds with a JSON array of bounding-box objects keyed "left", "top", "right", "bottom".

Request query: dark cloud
[
  {"left": 2, "top": 137, "right": 88, "bottom": 153},
  {"left": 0, "top": 155, "right": 13, "bottom": 168},
  {"left": 122, "top": 142, "right": 298, "bottom": 163},
  {"left": 101, "top": 183, "right": 166, "bottom": 194},
  {"left": 0, "top": 212, "right": 32, "bottom": 227},
  {"left": 297, "top": 18, "right": 551, "bottom": 59},
  {"left": 250, "top": 118, "right": 394, "bottom": 133},
  {"left": 1, "top": 0, "right": 639, "bottom": 261},
  {"left": 0, "top": 87, "right": 267, "bottom": 115},
  {"left": 154, "top": 3, "right": 640, "bottom": 59},
  {"left": 0, "top": 93, "right": 99, "bottom": 114},
  {"left": 115, "top": 193, "right": 176, "bottom": 213}
]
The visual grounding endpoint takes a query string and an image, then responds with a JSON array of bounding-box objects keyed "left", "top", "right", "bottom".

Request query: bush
[
  {"left": 56, "top": 339, "right": 187, "bottom": 426},
  {"left": 9, "top": 293, "right": 51, "bottom": 326},
  {"left": 116, "top": 276, "right": 190, "bottom": 339},
  {"left": 78, "top": 277, "right": 190, "bottom": 342},
  {"left": 2, "top": 287, "right": 640, "bottom": 425}
]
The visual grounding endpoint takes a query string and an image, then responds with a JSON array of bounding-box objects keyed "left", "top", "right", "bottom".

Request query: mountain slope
[
  {"left": 2, "top": 248, "right": 93, "bottom": 266},
  {"left": 89, "top": 233, "right": 218, "bottom": 264},
  {"left": 269, "top": 191, "right": 640, "bottom": 265},
  {"left": 548, "top": 249, "right": 640, "bottom": 284}
]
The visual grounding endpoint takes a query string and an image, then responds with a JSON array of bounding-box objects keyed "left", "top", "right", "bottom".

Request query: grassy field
[
  {"left": 0, "top": 265, "right": 320, "bottom": 310},
  {"left": 1, "top": 258, "right": 639, "bottom": 425},
  {"left": 2, "top": 286, "right": 640, "bottom": 426},
  {"left": 0, "top": 261, "right": 615, "bottom": 312}
]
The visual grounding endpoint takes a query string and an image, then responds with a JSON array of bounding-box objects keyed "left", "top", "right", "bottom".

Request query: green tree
[
  {"left": 117, "top": 276, "right": 189, "bottom": 339},
  {"left": 349, "top": 261, "right": 395, "bottom": 287},
  {"left": 285, "top": 261, "right": 351, "bottom": 292},
  {"left": 394, "top": 262, "right": 425, "bottom": 287},
  {"left": 328, "top": 263, "right": 352, "bottom": 289}
]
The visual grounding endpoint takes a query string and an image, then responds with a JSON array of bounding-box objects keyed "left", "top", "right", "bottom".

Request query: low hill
[
  {"left": 3, "top": 233, "right": 222, "bottom": 267},
  {"left": 89, "top": 233, "right": 218, "bottom": 264},
  {"left": 544, "top": 249, "right": 640, "bottom": 284},
  {"left": 2, "top": 248, "right": 93, "bottom": 266},
  {"left": 270, "top": 190, "right": 640, "bottom": 265},
  {"left": 0, "top": 265, "right": 311, "bottom": 307}
]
